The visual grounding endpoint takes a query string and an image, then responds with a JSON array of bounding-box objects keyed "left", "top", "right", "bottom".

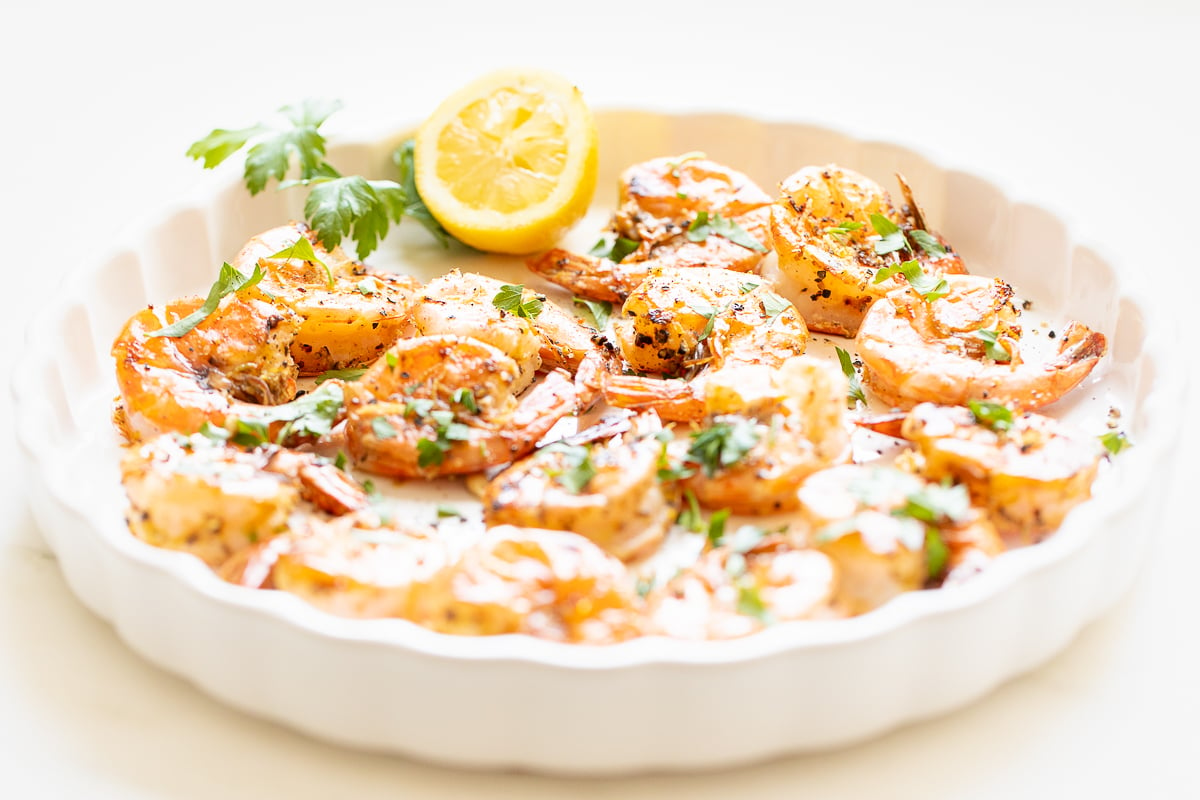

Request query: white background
[{"left": 3, "top": 1, "right": 1198, "bottom": 797}]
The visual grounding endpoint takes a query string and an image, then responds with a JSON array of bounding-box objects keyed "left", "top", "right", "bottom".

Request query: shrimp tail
[
  {"left": 526, "top": 249, "right": 639, "bottom": 303},
  {"left": 264, "top": 450, "right": 370, "bottom": 516},
  {"left": 602, "top": 373, "right": 705, "bottom": 422},
  {"left": 854, "top": 411, "right": 909, "bottom": 439}
]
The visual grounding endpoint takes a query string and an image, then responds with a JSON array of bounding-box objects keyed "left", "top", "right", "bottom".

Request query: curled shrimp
[
  {"left": 647, "top": 534, "right": 839, "bottom": 640},
  {"left": 669, "top": 357, "right": 852, "bottom": 515},
  {"left": 859, "top": 402, "right": 1105, "bottom": 543},
  {"left": 343, "top": 334, "right": 578, "bottom": 479},
  {"left": 855, "top": 274, "right": 1107, "bottom": 410},
  {"left": 224, "top": 511, "right": 449, "bottom": 619},
  {"left": 401, "top": 270, "right": 596, "bottom": 392},
  {"left": 233, "top": 222, "right": 420, "bottom": 375},
  {"left": 112, "top": 288, "right": 302, "bottom": 441},
  {"left": 796, "top": 464, "right": 1004, "bottom": 612},
  {"left": 483, "top": 412, "right": 673, "bottom": 562},
  {"left": 121, "top": 433, "right": 368, "bottom": 569},
  {"left": 407, "top": 525, "right": 644, "bottom": 643},
  {"left": 527, "top": 154, "right": 773, "bottom": 302},
  {"left": 595, "top": 265, "right": 809, "bottom": 421},
  {"left": 770, "top": 164, "right": 967, "bottom": 336}
]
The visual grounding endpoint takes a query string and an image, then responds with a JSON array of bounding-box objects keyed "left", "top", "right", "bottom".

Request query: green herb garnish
[
  {"left": 452, "top": 388, "right": 478, "bottom": 414},
  {"left": 975, "top": 329, "right": 1012, "bottom": 363},
  {"left": 573, "top": 297, "right": 613, "bottom": 331},
  {"left": 267, "top": 235, "right": 333, "bottom": 289},
  {"left": 588, "top": 236, "right": 639, "bottom": 263},
  {"left": 539, "top": 442, "right": 597, "bottom": 494},
  {"left": 492, "top": 283, "right": 544, "bottom": 319},
  {"left": 686, "top": 418, "right": 760, "bottom": 477},
  {"left": 686, "top": 211, "right": 768, "bottom": 253},
  {"left": 872, "top": 259, "right": 949, "bottom": 301},
  {"left": 148, "top": 262, "right": 264, "bottom": 338},
  {"left": 371, "top": 416, "right": 398, "bottom": 440},
  {"left": 835, "top": 346, "right": 867, "bottom": 407},
  {"left": 968, "top": 399, "right": 1015, "bottom": 432},
  {"left": 314, "top": 367, "right": 367, "bottom": 384},
  {"left": 1100, "top": 430, "right": 1132, "bottom": 455}
]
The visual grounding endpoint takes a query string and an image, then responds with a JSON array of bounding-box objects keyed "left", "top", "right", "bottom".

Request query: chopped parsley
[
  {"left": 686, "top": 211, "right": 768, "bottom": 253},
  {"left": 1100, "top": 430, "right": 1132, "bottom": 455},
  {"left": 314, "top": 366, "right": 367, "bottom": 384},
  {"left": 975, "top": 328, "right": 1013, "bottom": 363},
  {"left": 677, "top": 490, "right": 705, "bottom": 533},
  {"left": 415, "top": 408, "right": 471, "bottom": 468},
  {"left": 492, "top": 284, "right": 545, "bottom": 319},
  {"left": 371, "top": 416, "right": 398, "bottom": 440},
  {"left": 826, "top": 220, "right": 865, "bottom": 238},
  {"left": 452, "top": 388, "right": 478, "bottom": 414},
  {"left": 835, "top": 346, "right": 867, "bottom": 407},
  {"left": 538, "top": 442, "right": 597, "bottom": 494},
  {"left": 573, "top": 297, "right": 613, "bottom": 330},
  {"left": 686, "top": 418, "right": 760, "bottom": 477},
  {"left": 873, "top": 259, "right": 950, "bottom": 302},
  {"left": 705, "top": 508, "right": 732, "bottom": 546},
  {"left": 267, "top": 235, "right": 333, "bottom": 289},
  {"left": 587, "top": 236, "right": 639, "bottom": 263},
  {"left": 968, "top": 399, "right": 1015, "bottom": 432},
  {"left": 148, "top": 262, "right": 264, "bottom": 338}
]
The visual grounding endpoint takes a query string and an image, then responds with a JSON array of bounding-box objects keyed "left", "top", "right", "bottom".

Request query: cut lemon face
[{"left": 414, "top": 68, "right": 599, "bottom": 255}]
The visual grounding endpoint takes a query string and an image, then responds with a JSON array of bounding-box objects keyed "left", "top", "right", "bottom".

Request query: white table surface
[{"left": 3, "top": 1, "right": 1198, "bottom": 796}]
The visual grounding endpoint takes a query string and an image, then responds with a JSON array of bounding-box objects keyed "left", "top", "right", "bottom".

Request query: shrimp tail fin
[
  {"left": 602, "top": 374, "right": 705, "bottom": 422},
  {"left": 855, "top": 411, "right": 909, "bottom": 439},
  {"left": 526, "top": 249, "right": 633, "bottom": 303}
]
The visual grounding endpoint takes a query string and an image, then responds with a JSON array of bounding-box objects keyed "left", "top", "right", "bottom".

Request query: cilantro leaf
[
  {"left": 573, "top": 297, "right": 612, "bottom": 330},
  {"left": 686, "top": 418, "right": 760, "bottom": 477},
  {"left": 148, "top": 262, "right": 264, "bottom": 338},
  {"left": 975, "top": 329, "right": 1012, "bottom": 363},
  {"left": 835, "top": 346, "right": 867, "bottom": 407},
  {"left": 492, "top": 284, "right": 544, "bottom": 319},
  {"left": 967, "top": 399, "right": 1015, "bottom": 432},
  {"left": 908, "top": 229, "right": 948, "bottom": 258},
  {"left": 873, "top": 259, "right": 949, "bottom": 302},
  {"left": 588, "top": 236, "right": 639, "bottom": 263},
  {"left": 687, "top": 211, "right": 768, "bottom": 252},
  {"left": 869, "top": 213, "right": 908, "bottom": 255},
  {"left": 1100, "top": 430, "right": 1132, "bottom": 455}
]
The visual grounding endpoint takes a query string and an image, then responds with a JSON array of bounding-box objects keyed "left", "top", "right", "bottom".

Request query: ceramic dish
[{"left": 13, "top": 110, "right": 1181, "bottom": 775}]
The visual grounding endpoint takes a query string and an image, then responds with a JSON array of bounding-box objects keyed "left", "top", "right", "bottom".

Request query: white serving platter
[{"left": 13, "top": 110, "right": 1181, "bottom": 775}]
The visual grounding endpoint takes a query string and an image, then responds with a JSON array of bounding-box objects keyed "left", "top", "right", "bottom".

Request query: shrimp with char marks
[
  {"left": 859, "top": 402, "right": 1105, "bottom": 543},
  {"left": 594, "top": 265, "right": 810, "bottom": 422},
  {"left": 343, "top": 334, "right": 578, "bottom": 479},
  {"left": 854, "top": 273, "right": 1107, "bottom": 410},
  {"left": 770, "top": 164, "right": 967, "bottom": 337},
  {"left": 527, "top": 154, "right": 773, "bottom": 302}
]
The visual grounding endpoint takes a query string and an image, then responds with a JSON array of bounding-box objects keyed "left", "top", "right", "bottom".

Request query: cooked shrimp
[
  {"left": 121, "top": 433, "right": 368, "bottom": 569},
  {"left": 770, "top": 164, "right": 967, "bottom": 336},
  {"left": 400, "top": 270, "right": 595, "bottom": 393},
  {"left": 112, "top": 288, "right": 302, "bottom": 441},
  {"left": 647, "top": 534, "right": 839, "bottom": 640},
  {"left": 796, "top": 464, "right": 1004, "bottom": 613},
  {"left": 527, "top": 154, "right": 773, "bottom": 302},
  {"left": 407, "top": 525, "right": 643, "bottom": 643},
  {"left": 855, "top": 274, "right": 1107, "bottom": 410},
  {"left": 343, "top": 335, "right": 579, "bottom": 479},
  {"left": 483, "top": 412, "right": 673, "bottom": 561},
  {"left": 225, "top": 511, "right": 449, "bottom": 619},
  {"left": 233, "top": 222, "right": 419, "bottom": 375},
  {"left": 671, "top": 357, "right": 852, "bottom": 514},
  {"left": 859, "top": 402, "right": 1104, "bottom": 543},
  {"left": 597, "top": 266, "right": 809, "bottom": 421}
]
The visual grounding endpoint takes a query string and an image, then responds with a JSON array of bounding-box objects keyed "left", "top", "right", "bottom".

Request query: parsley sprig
[
  {"left": 686, "top": 418, "right": 760, "bottom": 477},
  {"left": 188, "top": 101, "right": 453, "bottom": 259},
  {"left": 588, "top": 236, "right": 639, "bottom": 263},
  {"left": 687, "top": 211, "right": 768, "bottom": 253},
  {"left": 835, "top": 346, "right": 867, "bottom": 407},
  {"left": 148, "top": 262, "right": 264, "bottom": 338},
  {"left": 868, "top": 214, "right": 948, "bottom": 259},
  {"left": 492, "top": 284, "right": 545, "bottom": 319}
]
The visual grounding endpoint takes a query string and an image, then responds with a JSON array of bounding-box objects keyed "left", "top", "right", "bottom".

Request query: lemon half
[{"left": 414, "top": 68, "right": 599, "bottom": 255}]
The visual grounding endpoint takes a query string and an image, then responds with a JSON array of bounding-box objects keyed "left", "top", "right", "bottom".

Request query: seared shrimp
[
  {"left": 597, "top": 266, "right": 809, "bottom": 421},
  {"left": 225, "top": 511, "right": 449, "bottom": 619},
  {"left": 343, "top": 335, "right": 578, "bottom": 479},
  {"left": 401, "top": 270, "right": 595, "bottom": 392},
  {"left": 796, "top": 464, "right": 1004, "bottom": 612},
  {"left": 407, "top": 525, "right": 643, "bottom": 643},
  {"left": 673, "top": 357, "right": 852, "bottom": 514},
  {"left": 233, "top": 222, "right": 419, "bottom": 375},
  {"left": 860, "top": 402, "right": 1104, "bottom": 542},
  {"left": 528, "top": 154, "right": 773, "bottom": 302},
  {"left": 648, "top": 534, "right": 839, "bottom": 640},
  {"left": 771, "top": 165, "right": 967, "bottom": 336},
  {"left": 483, "top": 412, "right": 673, "bottom": 561},
  {"left": 855, "top": 274, "right": 1107, "bottom": 410},
  {"left": 121, "top": 433, "right": 368, "bottom": 569},
  {"left": 112, "top": 289, "right": 302, "bottom": 441}
]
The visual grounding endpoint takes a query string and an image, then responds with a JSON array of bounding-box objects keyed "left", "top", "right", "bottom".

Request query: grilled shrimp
[
  {"left": 672, "top": 357, "right": 852, "bottom": 514},
  {"left": 483, "top": 413, "right": 673, "bottom": 561},
  {"left": 400, "top": 270, "right": 595, "bottom": 392},
  {"left": 648, "top": 534, "right": 839, "bottom": 639},
  {"left": 855, "top": 274, "right": 1107, "bottom": 410},
  {"left": 796, "top": 464, "right": 1004, "bottom": 613},
  {"left": 407, "top": 525, "right": 643, "bottom": 643},
  {"left": 224, "top": 511, "right": 449, "bottom": 619},
  {"left": 112, "top": 288, "right": 302, "bottom": 441},
  {"left": 233, "top": 222, "right": 419, "bottom": 375},
  {"left": 770, "top": 165, "right": 967, "bottom": 337},
  {"left": 527, "top": 154, "right": 773, "bottom": 302},
  {"left": 596, "top": 266, "right": 809, "bottom": 421},
  {"left": 859, "top": 403, "right": 1105, "bottom": 542},
  {"left": 121, "top": 433, "right": 368, "bottom": 569},
  {"left": 343, "top": 335, "right": 578, "bottom": 479}
]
